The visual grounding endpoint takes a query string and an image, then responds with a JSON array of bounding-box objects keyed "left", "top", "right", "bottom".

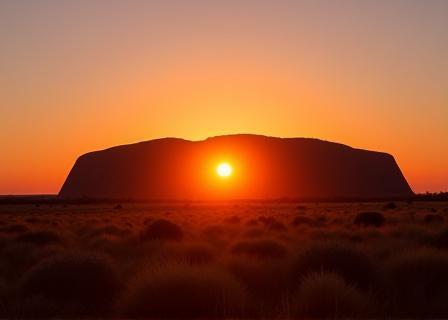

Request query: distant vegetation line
[{"left": 0, "top": 192, "right": 447, "bottom": 205}]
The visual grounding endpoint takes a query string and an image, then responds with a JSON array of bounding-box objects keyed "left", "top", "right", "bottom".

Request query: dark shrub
[
  {"left": 16, "top": 231, "right": 62, "bottom": 246},
  {"left": 224, "top": 215, "right": 241, "bottom": 224},
  {"left": 0, "top": 224, "right": 28, "bottom": 234},
  {"left": 383, "top": 202, "right": 397, "bottom": 210},
  {"left": 292, "top": 271, "right": 371, "bottom": 318},
  {"left": 6, "top": 296, "right": 59, "bottom": 318},
  {"left": 292, "top": 242, "right": 376, "bottom": 290},
  {"left": 19, "top": 252, "right": 120, "bottom": 316},
  {"left": 140, "top": 219, "right": 183, "bottom": 242},
  {"left": 231, "top": 239, "right": 287, "bottom": 259},
  {"left": 0, "top": 241, "right": 59, "bottom": 279},
  {"left": 113, "top": 204, "right": 123, "bottom": 210},
  {"left": 291, "top": 216, "right": 315, "bottom": 227},
  {"left": 159, "top": 243, "right": 216, "bottom": 265},
  {"left": 25, "top": 217, "right": 41, "bottom": 224},
  {"left": 245, "top": 219, "right": 259, "bottom": 227},
  {"left": 432, "top": 228, "right": 448, "bottom": 249},
  {"left": 89, "top": 225, "right": 130, "bottom": 238},
  {"left": 121, "top": 264, "right": 245, "bottom": 318},
  {"left": 354, "top": 211, "right": 385, "bottom": 227},
  {"left": 424, "top": 213, "right": 444, "bottom": 224},
  {"left": 258, "top": 216, "right": 277, "bottom": 226},
  {"left": 258, "top": 216, "right": 287, "bottom": 231},
  {"left": 383, "top": 249, "right": 448, "bottom": 317},
  {"left": 268, "top": 221, "right": 287, "bottom": 231},
  {"left": 225, "top": 256, "right": 292, "bottom": 316},
  {"left": 243, "top": 227, "right": 265, "bottom": 238}
]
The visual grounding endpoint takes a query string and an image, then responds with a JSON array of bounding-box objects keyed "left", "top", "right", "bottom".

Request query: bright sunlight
[{"left": 216, "top": 162, "right": 233, "bottom": 178}]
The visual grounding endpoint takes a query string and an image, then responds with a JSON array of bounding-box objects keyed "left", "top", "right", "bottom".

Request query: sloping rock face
[{"left": 59, "top": 134, "right": 413, "bottom": 200}]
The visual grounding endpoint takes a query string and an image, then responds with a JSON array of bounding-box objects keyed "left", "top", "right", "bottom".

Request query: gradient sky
[{"left": 1, "top": 0, "right": 447, "bottom": 194}]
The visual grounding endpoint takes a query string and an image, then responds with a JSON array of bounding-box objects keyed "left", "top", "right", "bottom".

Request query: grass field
[{"left": 1, "top": 201, "right": 448, "bottom": 318}]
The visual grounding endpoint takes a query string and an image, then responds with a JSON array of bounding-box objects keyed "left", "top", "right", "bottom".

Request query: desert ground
[{"left": 1, "top": 201, "right": 448, "bottom": 318}]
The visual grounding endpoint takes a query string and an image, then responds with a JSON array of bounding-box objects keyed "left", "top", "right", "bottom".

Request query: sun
[{"left": 216, "top": 162, "right": 233, "bottom": 178}]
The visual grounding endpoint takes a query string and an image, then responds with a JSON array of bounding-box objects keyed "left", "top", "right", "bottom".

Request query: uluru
[{"left": 59, "top": 134, "right": 413, "bottom": 200}]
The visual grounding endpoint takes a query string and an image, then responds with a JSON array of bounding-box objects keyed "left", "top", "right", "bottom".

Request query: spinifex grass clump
[
  {"left": 292, "top": 271, "right": 371, "bottom": 318},
  {"left": 18, "top": 252, "right": 120, "bottom": 317},
  {"left": 140, "top": 219, "right": 184, "bottom": 242},
  {"left": 120, "top": 263, "right": 246, "bottom": 318},
  {"left": 292, "top": 242, "right": 377, "bottom": 290},
  {"left": 354, "top": 211, "right": 385, "bottom": 227}
]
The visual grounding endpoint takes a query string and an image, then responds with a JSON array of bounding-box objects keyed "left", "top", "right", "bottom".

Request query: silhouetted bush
[
  {"left": 258, "top": 216, "right": 277, "bottom": 226},
  {"left": 268, "top": 221, "right": 287, "bottom": 231},
  {"left": 19, "top": 252, "right": 120, "bottom": 316},
  {"left": 25, "top": 217, "right": 41, "bottom": 224},
  {"left": 243, "top": 227, "right": 265, "bottom": 238},
  {"left": 245, "top": 219, "right": 259, "bottom": 227},
  {"left": 258, "top": 216, "right": 287, "bottom": 231},
  {"left": 354, "top": 211, "right": 385, "bottom": 227},
  {"left": 224, "top": 215, "right": 241, "bottom": 224},
  {"left": 120, "top": 264, "right": 246, "bottom": 318},
  {"left": 383, "top": 249, "right": 448, "bottom": 317},
  {"left": 291, "top": 216, "right": 315, "bottom": 227},
  {"left": 0, "top": 241, "right": 59, "bottom": 279},
  {"left": 292, "top": 242, "right": 376, "bottom": 289},
  {"left": 16, "top": 231, "right": 62, "bottom": 246},
  {"left": 383, "top": 202, "right": 397, "bottom": 210},
  {"left": 231, "top": 239, "right": 287, "bottom": 260},
  {"left": 424, "top": 213, "right": 444, "bottom": 224},
  {"left": 113, "top": 204, "right": 123, "bottom": 210},
  {"left": 140, "top": 219, "right": 183, "bottom": 242},
  {"left": 89, "top": 225, "right": 130, "bottom": 238},
  {"left": 432, "top": 228, "right": 448, "bottom": 249},
  {"left": 6, "top": 295, "right": 59, "bottom": 318},
  {"left": 225, "top": 256, "right": 293, "bottom": 315},
  {"left": 0, "top": 224, "right": 28, "bottom": 234},
  {"left": 159, "top": 243, "right": 216, "bottom": 265},
  {"left": 292, "top": 271, "right": 371, "bottom": 318}
]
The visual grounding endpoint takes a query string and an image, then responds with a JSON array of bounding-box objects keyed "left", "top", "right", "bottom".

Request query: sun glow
[{"left": 216, "top": 162, "right": 233, "bottom": 178}]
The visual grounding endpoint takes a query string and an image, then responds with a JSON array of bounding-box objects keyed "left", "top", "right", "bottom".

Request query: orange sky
[{"left": 1, "top": 0, "right": 447, "bottom": 194}]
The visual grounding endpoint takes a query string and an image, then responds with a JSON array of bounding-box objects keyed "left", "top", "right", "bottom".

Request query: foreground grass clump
[
  {"left": 155, "top": 242, "right": 216, "bottom": 265},
  {"left": 231, "top": 239, "right": 287, "bottom": 260},
  {"left": 293, "top": 271, "right": 371, "bottom": 318},
  {"left": 225, "top": 255, "right": 292, "bottom": 316},
  {"left": 19, "top": 252, "right": 120, "bottom": 316},
  {"left": 120, "top": 263, "right": 246, "bottom": 318},
  {"left": 16, "top": 230, "right": 62, "bottom": 246},
  {"left": 140, "top": 219, "right": 184, "bottom": 242},
  {"left": 354, "top": 211, "right": 385, "bottom": 227},
  {"left": 383, "top": 249, "right": 448, "bottom": 317},
  {"left": 292, "top": 242, "right": 376, "bottom": 289}
]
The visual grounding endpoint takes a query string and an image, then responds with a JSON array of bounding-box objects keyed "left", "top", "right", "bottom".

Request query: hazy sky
[{"left": 1, "top": 0, "right": 447, "bottom": 194}]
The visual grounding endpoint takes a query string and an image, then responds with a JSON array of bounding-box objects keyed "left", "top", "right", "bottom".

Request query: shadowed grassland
[{"left": 0, "top": 201, "right": 447, "bottom": 318}]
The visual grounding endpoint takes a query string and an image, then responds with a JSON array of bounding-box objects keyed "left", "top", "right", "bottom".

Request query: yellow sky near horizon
[{"left": 1, "top": 0, "right": 447, "bottom": 194}]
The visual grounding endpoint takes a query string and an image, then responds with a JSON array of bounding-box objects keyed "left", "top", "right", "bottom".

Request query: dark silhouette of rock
[{"left": 59, "top": 134, "right": 413, "bottom": 200}]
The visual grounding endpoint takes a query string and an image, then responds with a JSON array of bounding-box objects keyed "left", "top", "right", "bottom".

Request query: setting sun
[{"left": 216, "top": 162, "right": 233, "bottom": 178}]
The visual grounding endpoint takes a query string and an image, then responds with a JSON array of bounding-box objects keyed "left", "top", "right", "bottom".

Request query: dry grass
[
  {"left": 18, "top": 252, "right": 120, "bottom": 316},
  {"left": 0, "top": 201, "right": 447, "bottom": 318},
  {"left": 292, "top": 271, "right": 371, "bottom": 318},
  {"left": 120, "top": 263, "right": 246, "bottom": 318}
]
